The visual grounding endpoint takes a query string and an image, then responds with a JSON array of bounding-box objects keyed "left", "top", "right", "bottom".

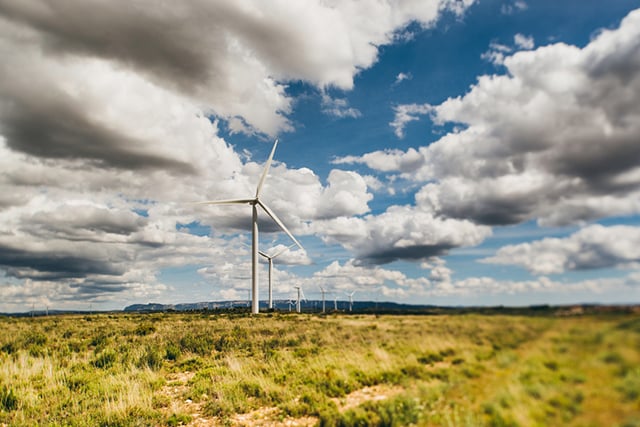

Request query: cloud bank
[
  {"left": 483, "top": 225, "right": 640, "bottom": 275},
  {"left": 340, "top": 9, "right": 640, "bottom": 227}
]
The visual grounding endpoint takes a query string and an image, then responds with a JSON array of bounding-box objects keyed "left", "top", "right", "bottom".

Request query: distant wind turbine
[
  {"left": 320, "top": 286, "right": 327, "bottom": 313},
  {"left": 196, "top": 140, "right": 304, "bottom": 314},
  {"left": 260, "top": 244, "right": 296, "bottom": 310},
  {"left": 294, "top": 286, "right": 306, "bottom": 313},
  {"left": 346, "top": 291, "right": 356, "bottom": 312}
]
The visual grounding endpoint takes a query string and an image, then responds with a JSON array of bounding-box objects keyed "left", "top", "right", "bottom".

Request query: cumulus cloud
[
  {"left": 514, "top": 33, "right": 534, "bottom": 50},
  {"left": 342, "top": 8, "right": 640, "bottom": 227},
  {"left": 0, "top": 0, "right": 474, "bottom": 137},
  {"left": 313, "top": 204, "right": 491, "bottom": 265},
  {"left": 501, "top": 0, "right": 527, "bottom": 15},
  {"left": 481, "top": 34, "right": 534, "bottom": 66},
  {"left": 0, "top": 194, "right": 234, "bottom": 310},
  {"left": 389, "top": 103, "right": 433, "bottom": 138},
  {"left": 483, "top": 224, "right": 640, "bottom": 275},
  {"left": 394, "top": 72, "right": 413, "bottom": 85},
  {"left": 321, "top": 93, "right": 361, "bottom": 119},
  {"left": 334, "top": 147, "right": 425, "bottom": 172},
  {"left": 481, "top": 41, "right": 513, "bottom": 65}
]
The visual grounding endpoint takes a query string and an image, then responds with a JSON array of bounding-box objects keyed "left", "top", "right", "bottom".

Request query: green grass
[{"left": 0, "top": 311, "right": 638, "bottom": 426}]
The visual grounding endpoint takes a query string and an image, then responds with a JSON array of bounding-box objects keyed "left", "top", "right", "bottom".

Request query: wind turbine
[
  {"left": 346, "top": 291, "right": 356, "bottom": 312},
  {"left": 294, "top": 286, "right": 306, "bottom": 313},
  {"left": 259, "top": 244, "right": 296, "bottom": 310},
  {"left": 320, "top": 286, "right": 327, "bottom": 313},
  {"left": 197, "top": 140, "right": 303, "bottom": 314}
]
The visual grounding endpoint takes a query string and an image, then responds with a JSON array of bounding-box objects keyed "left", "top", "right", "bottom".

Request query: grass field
[{"left": 1, "top": 310, "right": 639, "bottom": 426}]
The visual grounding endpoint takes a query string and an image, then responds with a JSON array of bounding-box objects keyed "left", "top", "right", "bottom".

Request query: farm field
[{"left": 1, "top": 311, "right": 639, "bottom": 426}]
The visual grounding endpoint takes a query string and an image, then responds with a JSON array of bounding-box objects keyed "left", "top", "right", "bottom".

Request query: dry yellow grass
[{"left": 0, "top": 311, "right": 638, "bottom": 426}]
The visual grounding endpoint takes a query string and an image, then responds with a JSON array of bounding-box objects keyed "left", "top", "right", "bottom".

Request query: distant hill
[
  {"left": 122, "top": 299, "right": 440, "bottom": 313},
  {"left": 122, "top": 301, "right": 640, "bottom": 316},
  {"left": 2, "top": 301, "right": 637, "bottom": 317}
]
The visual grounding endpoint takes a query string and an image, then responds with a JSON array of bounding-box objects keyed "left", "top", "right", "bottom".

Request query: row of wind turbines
[
  {"left": 197, "top": 139, "right": 306, "bottom": 314},
  {"left": 279, "top": 287, "right": 356, "bottom": 313}
]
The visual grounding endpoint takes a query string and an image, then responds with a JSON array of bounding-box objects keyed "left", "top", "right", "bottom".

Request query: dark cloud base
[
  {"left": 359, "top": 243, "right": 455, "bottom": 265},
  {"left": 0, "top": 245, "right": 123, "bottom": 280}
]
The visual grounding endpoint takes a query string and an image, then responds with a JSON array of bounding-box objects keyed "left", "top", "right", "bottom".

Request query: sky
[{"left": 1, "top": 0, "right": 640, "bottom": 312}]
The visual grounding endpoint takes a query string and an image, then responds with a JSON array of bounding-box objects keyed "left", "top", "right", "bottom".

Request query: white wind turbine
[
  {"left": 259, "top": 244, "right": 296, "bottom": 310},
  {"left": 197, "top": 140, "right": 303, "bottom": 314},
  {"left": 294, "top": 285, "right": 306, "bottom": 313},
  {"left": 346, "top": 291, "right": 356, "bottom": 312},
  {"left": 319, "top": 286, "right": 327, "bottom": 313}
]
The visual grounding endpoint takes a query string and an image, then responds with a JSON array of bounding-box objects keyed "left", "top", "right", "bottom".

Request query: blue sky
[{"left": 0, "top": 0, "right": 639, "bottom": 312}]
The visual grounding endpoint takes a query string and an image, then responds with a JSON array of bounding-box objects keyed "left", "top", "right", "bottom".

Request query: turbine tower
[
  {"left": 259, "top": 244, "right": 295, "bottom": 310},
  {"left": 197, "top": 140, "right": 303, "bottom": 314}
]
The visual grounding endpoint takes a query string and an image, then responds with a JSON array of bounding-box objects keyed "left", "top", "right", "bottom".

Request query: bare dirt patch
[
  {"left": 333, "top": 384, "right": 405, "bottom": 412},
  {"left": 158, "top": 372, "right": 210, "bottom": 424},
  {"left": 232, "top": 407, "right": 316, "bottom": 427}
]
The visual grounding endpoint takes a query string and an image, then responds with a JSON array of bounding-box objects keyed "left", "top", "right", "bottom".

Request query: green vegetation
[{"left": 0, "top": 311, "right": 639, "bottom": 426}]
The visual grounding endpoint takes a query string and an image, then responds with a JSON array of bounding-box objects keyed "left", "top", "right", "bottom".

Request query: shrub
[
  {"left": 321, "top": 394, "right": 421, "bottom": 427},
  {"left": 418, "top": 352, "right": 443, "bottom": 365},
  {"left": 165, "top": 343, "right": 181, "bottom": 361},
  {"left": 138, "top": 345, "right": 163, "bottom": 370},
  {"left": 92, "top": 350, "right": 117, "bottom": 369},
  {"left": 134, "top": 322, "right": 157, "bottom": 336},
  {"left": 24, "top": 331, "right": 47, "bottom": 346},
  {"left": 180, "top": 333, "right": 214, "bottom": 355},
  {"left": 1, "top": 341, "right": 17, "bottom": 354},
  {"left": 0, "top": 385, "right": 18, "bottom": 411},
  {"left": 166, "top": 413, "right": 192, "bottom": 426}
]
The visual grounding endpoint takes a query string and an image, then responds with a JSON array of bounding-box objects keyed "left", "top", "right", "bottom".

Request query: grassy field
[{"left": 1, "top": 310, "right": 639, "bottom": 426}]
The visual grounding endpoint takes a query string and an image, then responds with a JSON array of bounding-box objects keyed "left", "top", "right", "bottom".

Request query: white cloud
[
  {"left": 334, "top": 147, "right": 425, "bottom": 173},
  {"left": 313, "top": 204, "right": 491, "bottom": 264},
  {"left": 514, "top": 33, "right": 535, "bottom": 50},
  {"left": 483, "top": 224, "right": 640, "bottom": 275},
  {"left": 321, "top": 93, "right": 362, "bottom": 119},
  {"left": 481, "top": 41, "right": 512, "bottom": 65},
  {"left": 389, "top": 103, "right": 433, "bottom": 138},
  {"left": 501, "top": 0, "right": 527, "bottom": 15},
  {"left": 394, "top": 72, "right": 413, "bottom": 85},
  {"left": 316, "top": 170, "right": 372, "bottom": 218}
]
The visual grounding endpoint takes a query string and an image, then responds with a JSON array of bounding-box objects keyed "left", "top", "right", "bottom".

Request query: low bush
[{"left": 0, "top": 385, "right": 18, "bottom": 411}]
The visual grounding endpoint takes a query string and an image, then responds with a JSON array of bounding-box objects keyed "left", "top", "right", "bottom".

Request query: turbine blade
[
  {"left": 272, "top": 243, "right": 296, "bottom": 259},
  {"left": 195, "top": 198, "right": 255, "bottom": 205},
  {"left": 257, "top": 201, "right": 303, "bottom": 250},
  {"left": 255, "top": 139, "right": 278, "bottom": 199},
  {"left": 258, "top": 250, "right": 269, "bottom": 258}
]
